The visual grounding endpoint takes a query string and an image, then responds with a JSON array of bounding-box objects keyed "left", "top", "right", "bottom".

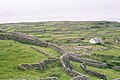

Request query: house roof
[
  {"left": 93, "top": 38, "right": 102, "bottom": 42},
  {"left": 89, "top": 38, "right": 102, "bottom": 44}
]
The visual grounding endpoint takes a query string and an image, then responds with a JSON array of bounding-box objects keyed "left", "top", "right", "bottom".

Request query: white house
[
  {"left": 89, "top": 38, "right": 102, "bottom": 44},
  {"left": 116, "top": 38, "right": 120, "bottom": 44}
]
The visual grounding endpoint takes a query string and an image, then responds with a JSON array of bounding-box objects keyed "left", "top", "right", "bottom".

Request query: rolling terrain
[{"left": 0, "top": 21, "right": 120, "bottom": 80}]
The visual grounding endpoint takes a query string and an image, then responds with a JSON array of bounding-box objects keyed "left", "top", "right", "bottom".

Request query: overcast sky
[{"left": 0, "top": 0, "right": 120, "bottom": 23}]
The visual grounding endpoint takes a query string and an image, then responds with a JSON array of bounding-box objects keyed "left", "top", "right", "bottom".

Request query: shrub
[
  {"left": 91, "top": 26, "right": 101, "bottom": 28},
  {"left": 104, "top": 41, "right": 111, "bottom": 44}
]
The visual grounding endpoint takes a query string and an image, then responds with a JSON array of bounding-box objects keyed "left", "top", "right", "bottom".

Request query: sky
[{"left": 0, "top": 0, "right": 120, "bottom": 23}]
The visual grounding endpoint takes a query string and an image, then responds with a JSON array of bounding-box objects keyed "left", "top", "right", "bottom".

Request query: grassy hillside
[
  {"left": 0, "top": 40, "right": 71, "bottom": 80},
  {"left": 0, "top": 21, "right": 120, "bottom": 80}
]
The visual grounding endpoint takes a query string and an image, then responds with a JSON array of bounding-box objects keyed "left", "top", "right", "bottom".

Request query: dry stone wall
[
  {"left": 113, "top": 78, "right": 120, "bottom": 80},
  {"left": 0, "top": 32, "right": 111, "bottom": 80},
  {"left": 68, "top": 54, "right": 108, "bottom": 68},
  {"left": 73, "top": 76, "right": 89, "bottom": 80},
  {"left": 19, "top": 58, "right": 59, "bottom": 70},
  {"left": 80, "top": 64, "right": 107, "bottom": 80},
  {"left": 0, "top": 32, "right": 48, "bottom": 47},
  {"left": 92, "top": 54, "right": 120, "bottom": 60},
  {"left": 30, "top": 46, "right": 54, "bottom": 58},
  {"left": 48, "top": 43, "right": 65, "bottom": 54},
  {"left": 60, "top": 54, "right": 89, "bottom": 80},
  {"left": 112, "top": 66, "right": 120, "bottom": 71},
  {"left": 0, "top": 32, "right": 65, "bottom": 55},
  {"left": 39, "top": 77, "right": 57, "bottom": 80}
]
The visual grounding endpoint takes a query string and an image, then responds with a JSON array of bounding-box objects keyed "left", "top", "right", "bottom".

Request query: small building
[
  {"left": 89, "top": 38, "right": 102, "bottom": 44},
  {"left": 116, "top": 38, "right": 120, "bottom": 44}
]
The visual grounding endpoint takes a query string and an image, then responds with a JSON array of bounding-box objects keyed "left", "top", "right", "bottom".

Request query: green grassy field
[
  {"left": 0, "top": 40, "right": 71, "bottom": 80},
  {"left": 87, "top": 66, "right": 120, "bottom": 80},
  {"left": 70, "top": 61, "right": 120, "bottom": 80},
  {"left": 92, "top": 49, "right": 120, "bottom": 56},
  {"left": 0, "top": 21, "right": 120, "bottom": 80},
  {"left": 70, "top": 61, "right": 98, "bottom": 80}
]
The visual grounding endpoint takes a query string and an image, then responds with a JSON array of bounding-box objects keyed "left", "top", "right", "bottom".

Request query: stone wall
[
  {"left": 92, "top": 54, "right": 120, "bottom": 60},
  {"left": 68, "top": 54, "right": 108, "bottom": 68},
  {"left": 84, "top": 61, "right": 107, "bottom": 68},
  {"left": 60, "top": 54, "right": 89, "bottom": 80},
  {"left": 80, "top": 64, "right": 107, "bottom": 80},
  {"left": 0, "top": 32, "right": 109, "bottom": 80},
  {"left": 39, "top": 77, "right": 57, "bottom": 80},
  {"left": 0, "top": 32, "right": 48, "bottom": 47},
  {"left": 73, "top": 76, "right": 89, "bottom": 80},
  {"left": 113, "top": 78, "right": 120, "bottom": 80},
  {"left": 68, "top": 54, "right": 84, "bottom": 63},
  {"left": 30, "top": 46, "right": 53, "bottom": 58},
  {"left": 0, "top": 32, "right": 65, "bottom": 55},
  {"left": 112, "top": 66, "right": 120, "bottom": 71},
  {"left": 48, "top": 43, "right": 65, "bottom": 54},
  {"left": 19, "top": 58, "right": 59, "bottom": 70}
]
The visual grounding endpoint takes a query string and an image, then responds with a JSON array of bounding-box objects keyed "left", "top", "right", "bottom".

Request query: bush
[
  {"left": 104, "top": 41, "right": 111, "bottom": 44},
  {"left": 80, "top": 38, "right": 85, "bottom": 40},
  {"left": 91, "top": 26, "right": 101, "bottom": 28}
]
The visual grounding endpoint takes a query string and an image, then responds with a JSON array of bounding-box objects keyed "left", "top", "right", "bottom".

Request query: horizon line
[{"left": 0, "top": 20, "right": 119, "bottom": 24}]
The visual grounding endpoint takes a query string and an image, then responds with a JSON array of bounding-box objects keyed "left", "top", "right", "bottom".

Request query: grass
[
  {"left": 31, "top": 33, "right": 54, "bottom": 41},
  {"left": 35, "top": 46, "right": 61, "bottom": 58},
  {"left": 71, "top": 61, "right": 120, "bottom": 80},
  {"left": 0, "top": 21, "right": 120, "bottom": 79},
  {"left": 0, "top": 40, "right": 71, "bottom": 80},
  {"left": 92, "top": 49, "right": 120, "bottom": 56},
  {"left": 87, "top": 66, "right": 120, "bottom": 80},
  {"left": 70, "top": 61, "right": 99, "bottom": 80}
]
